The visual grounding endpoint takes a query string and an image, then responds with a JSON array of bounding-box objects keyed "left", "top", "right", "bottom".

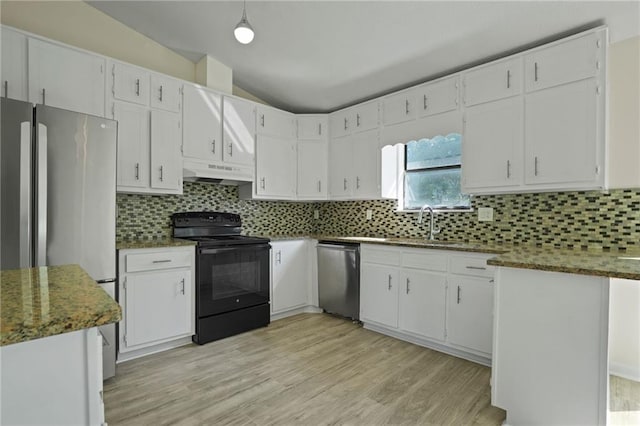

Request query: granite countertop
[
  {"left": 0, "top": 264, "right": 122, "bottom": 346},
  {"left": 260, "top": 234, "right": 640, "bottom": 280},
  {"left": 116, "top": 238, "right": 197, "bottom": 250}
]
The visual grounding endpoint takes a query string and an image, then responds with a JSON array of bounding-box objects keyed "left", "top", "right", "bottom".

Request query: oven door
[{"left": 197, "top": 244, "right": 270, "bottom": 317}]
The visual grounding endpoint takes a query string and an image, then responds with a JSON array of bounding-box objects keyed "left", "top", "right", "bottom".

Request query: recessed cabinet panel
[
  {"left": 297, "top": 140, "right": 328, "bottom": 199},
  {"left": 416, "top": 76, "right": 459, "bottom": 118},
  {"left": 463, "top": 57, "right": 522, "bottom": 107},
  {"left": 524, "top": 79, "right": 598, "bottom": 186},
  {"left": 255, "top": 135, "right": 296, "bottom": 198},
  {"left": 329, "top": 109, "right": 351, "bottom": 139},
  {"left": 1, "top": 27, "right": 28, "bottom": 101},
  {"left": 28, "top": 38, "right": 105, "bottom": 116},
  {"left": 112, "top": 62, "right": 149, "bottom": 106},
  {"left": 525, "top": 32, "right": 601, "bottom": 92},
  {"left": 462, "top": 97, "right": 523, "bottom": 191},
  {"left": 328, "top": 136, "right": 353, "bottom": 198},
  {"left": 257, "top": 106, "right": 295, "bottom": 139},
  {"left": 383, "top": 89, "right": 416, "bottom": 126},
  {"left": 353, "top": 101, "right": 379, "bottom": 133},
  {"left": 223, "top": 96, "right": 256, "bottom": 166},
  {"left": 150, "top": 74, "right": 180, "bottom": 112},
  {"left": 399, "top": 270, "right": 447, "bottom": 341},
  {"left": 360, "top": 263, "right": 399, "bottom": 328},
  {"left": 297, "top": 115, "right": 326, "bottom": 140},
  {"left": 352, "top": 129, "right": 380, "bottom": 199},
  {"left": 447, "top": 276, "right": 493, "bottom": 354},
  {"left": 271, "top": 240, "right": 308, "bottom": 313},
  {"left": 150, "top": 109, "right": 181, "bottom": 191},
  {"left": 113, "top": 102, "right": 149, "bottom": 189},
  {"left": 182, "top": 84, "right": 222, "bottom": 162}
]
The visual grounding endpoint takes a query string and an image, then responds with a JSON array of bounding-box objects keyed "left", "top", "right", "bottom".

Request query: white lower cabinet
[
  {"left": 360, "top": 244, "right": 495, "bottom": 364},
  {"left": 271, "top": 240, "right": 310, "bottom": 314},
  {"left": 118, "top": 246, "right": 195, "bottom": 360}
]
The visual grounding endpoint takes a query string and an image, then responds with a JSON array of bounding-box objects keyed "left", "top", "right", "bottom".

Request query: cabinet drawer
[
  {"left": 361, "top": 245, "right": 401, "bottom": 266},
  {"left": 402, "top": 249, "right": 448, "bottom": 272},
  {"left": 450, "top": 256, "right": 495, "bottom": 278},
  {"left": 125, "top": 250, "right": 191, "bottom": 272}
]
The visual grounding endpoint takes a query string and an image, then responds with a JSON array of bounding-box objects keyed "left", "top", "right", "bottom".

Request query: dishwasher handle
[{"left": 317, "top": 243, "right": 359, "bottom": 252}]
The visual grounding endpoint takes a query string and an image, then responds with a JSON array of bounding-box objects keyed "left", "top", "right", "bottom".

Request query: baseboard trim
[
  {"left": 271, "top": 305, "right": 322, "bottom": 321},
  {"left": 610, "top": 362, "right": 640, "bottom": 382},
  {"left": 117, "top": 336, "right": 193, "bottom": 363},
  {"left": 363, "top": 322, "right": 492, "bottom": 367}
]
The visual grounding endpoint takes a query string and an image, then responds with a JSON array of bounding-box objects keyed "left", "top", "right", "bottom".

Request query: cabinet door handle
[
  {"left": 159, "top": 165, "right": 164, "bottom": 182},
  {"left": 260, "top": 177, "right": 266, "bottom": 190},
  {"left": 506, "top": 160, "right": 511, "bottom": 178},
  {"left": 406, "top": 278, "right": 410, "bottom": 294},
  {"left": 42, "top": 88, "right": 46, "bottom": 104},
  {"left": 135, "top": 162, "right": 140, "bottom": 180},
  {"left": 356, "top": 114, "right": 361, "bottom": 127},
  {"left": 159, "top": 85, "right": 163, "bottom": 102},
  {"left": 423, "top": 94, "right": 427, "bottom": 110},
  {"left": 276, "top": 250, "right": 282, "bottom": 264},
  {"left": 534, "top": 156, "right": 539, "bottom": 176},
  {"left": 344, "top": 117, "right": 348, "bottom": 131},
  {"left": 534, "top": 62, "right": 538, "bottom": 82},
  {"left": 228, "top": 142, "right": 233, "bottom": 156},
  {"left": 405, "top": 99, "right": 409, "bottom": 115},
  {"left": 507, "top": 70, "right": 511, "bottom": 89},
  {"left": 388, "top": 275, "right": 392, "bottom": 290},
  {"left": 261, "top": 114, "right": 265, "bottom": 127},
  {"left": 466, "top": 265, "right": 486, "bottom": 270},
  {"left": 3, "top": 81, "right": 7, "bottom": 98},
  {"left": 180, "top": 278, "right": 185, "bottom": 295},
  {"left": 356, "top": 176, "right": 360, "bottom": 189},
  {"left": 343, "top": 178, "right": 347, "bottom": 191},
  {"left": 318, "top": 123, "right": 322, "bottom": 135},
  {"left": 317, "top": 180, "right": 321, "bottom": 193},
  {"left": 152, "top": 259, "right": 172, "bottom": 264},
  {"left": 212, "top": 140, "right": 216, "bottom": 153},
  {"left": 457, "top": 285, "right": 461, "bottom": 304},
  {"left": 135, "top": 78, "right": 140, "bottom": 96}
]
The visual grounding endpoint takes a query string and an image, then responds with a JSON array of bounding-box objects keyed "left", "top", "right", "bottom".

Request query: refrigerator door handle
[
  {"left": 35, "top": 123, "right": 48, "bottom": 266},
  {"left": 19, "top": 122, "right": 32, "bottom": 267}
]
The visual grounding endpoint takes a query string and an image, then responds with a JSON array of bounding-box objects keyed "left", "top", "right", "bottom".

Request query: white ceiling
[{"left": 88, "top": 1, "right": 640, "bottom": 113}]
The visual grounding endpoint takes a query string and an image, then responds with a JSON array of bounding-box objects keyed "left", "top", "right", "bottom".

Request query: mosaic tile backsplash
[
  {"left": 118, "top": 183, "right": 640, "bottom": 251},
  {"left": 315, "top": 189, "right": 640, "bottom": 250},
  {"left": 116, "top": 182, "right": 315, "bottom": 241}
]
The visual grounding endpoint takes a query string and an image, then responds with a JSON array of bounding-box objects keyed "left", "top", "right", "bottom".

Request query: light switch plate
[
  {"left": 366, "top": 210, "right": 373, "bottom": 220},
  {"left": 478, "top": 207, "right": 494, "bottom": 222}
]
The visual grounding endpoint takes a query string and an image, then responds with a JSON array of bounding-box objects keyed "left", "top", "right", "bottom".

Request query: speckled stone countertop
[
  {"left": 0, "top": 265, "right": 122, "bottom": 346},
  {"left": 116, "top": 238, "right": 197, "bottom": 250},
  {"left": 259, "top": 235, "right": 640, "bottom": 280}
]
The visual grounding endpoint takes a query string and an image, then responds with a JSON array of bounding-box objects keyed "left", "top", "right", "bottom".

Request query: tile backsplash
[
  {"left": 118, "top": 184, "right": 640, "bottom": 251},
  {"left": 116, "top": 182, "right": 315, "bottom": 241}
]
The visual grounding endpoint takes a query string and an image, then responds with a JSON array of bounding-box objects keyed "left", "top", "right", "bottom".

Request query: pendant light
[{"left": 234, "top": 0, "right": 254, "bottom": 44}]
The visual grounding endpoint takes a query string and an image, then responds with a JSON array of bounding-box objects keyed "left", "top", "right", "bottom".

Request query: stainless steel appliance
[
  {"left": 172, "top": 212, "right": 271, "bottom": 344},
  {"left": 1, "top": 98, "right": 118, "bottom": 378},
  {"left": 317, "top": 241, "right": 360, "bottom": 320}
]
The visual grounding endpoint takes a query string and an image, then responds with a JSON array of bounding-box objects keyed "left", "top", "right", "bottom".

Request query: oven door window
[{"left": 197, "top": 245, "right": 270, "bottom": 316}]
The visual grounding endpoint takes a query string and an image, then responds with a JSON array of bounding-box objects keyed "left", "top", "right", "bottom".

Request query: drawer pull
[
  {"left": 465, "top": 266, "right": 486, "bottom": 270},
  {"left": 152, "top": 259, "right": 172, "bottom": 264}
]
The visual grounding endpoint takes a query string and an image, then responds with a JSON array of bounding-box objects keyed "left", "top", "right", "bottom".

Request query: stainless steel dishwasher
[{"left": 317, "top": 241, "right": 360, "bottom": 320}]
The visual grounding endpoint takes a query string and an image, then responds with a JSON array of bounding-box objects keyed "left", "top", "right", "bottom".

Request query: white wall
[{"left": 609, "top": 278, "right": 640, "bottom": 381}]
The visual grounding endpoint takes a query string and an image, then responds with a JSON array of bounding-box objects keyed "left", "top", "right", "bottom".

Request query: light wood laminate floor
[{"left": 105, "top": 314, "right": 505, "bottom": 425}]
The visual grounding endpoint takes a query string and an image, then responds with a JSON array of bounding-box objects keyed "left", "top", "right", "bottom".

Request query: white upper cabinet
[
  {"left": 351, "top": 129, "right": 380, "bottom": 199},
  {"left": 462, "top": 96, "right": 523, "bottom": 192},
  {"left": 525, "top": 31, "right": 602, "bottom": 92},
  {"left": 382, "top": 88, "right": 416, "bottom": 126},
  {"left": 1, "top": 27, "right": 28, "bottom": 102},
  {"left": 150, "top": 74, "right": 180, "bottom": 112},
  {"left": 255, "top": 135, "right": 296, "bottom": 199},
  {"left": 329, "top": 100, "right": 380, "bottom": 138},
  {"left": 328, "top": 136, "right": 353, "bottom": 199},
  {"left": 463, "top": 57, "right": 522, "bottom": 106},
  {"left": 223, "top": 96, "right": 256, "bottom": 167},
  {"left": 150, "top": 109, "right": 182, "bottom": 191},
  {"left": 114, "top": 101, "right": 149, "bottom": 189},
  {"left": 112, "top": 62, "right": 149, "bottom": 106},
  {"left": 182, "top": 84, "right": 222, "bottom": 162},
  {"left": 415, "top": 76, "right": 459, "bottom": 118},
  {"left": 28, "top": 38, "right": 105, "bottom": 117},
  {"left": 329, "top": 109, "right": 351, "bottom": 139},
  {"left": 256, "top": 105, "right": 296, "bottom": 139},
  {"left": 297, "top": 115, "right": 328, "bottom": 200},
  {"left": 524, "top": 79, "right": 599, "bottom": 186}
]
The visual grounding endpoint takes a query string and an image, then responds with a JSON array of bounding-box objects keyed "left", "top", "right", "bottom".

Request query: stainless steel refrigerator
[{"left": 1, "top": 97, "right": 118, "bottom": 378}]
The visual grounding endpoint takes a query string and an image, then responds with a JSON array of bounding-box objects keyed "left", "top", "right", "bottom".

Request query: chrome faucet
[{"left": 417, "top": 204, "right": 440, "bottom": 240}]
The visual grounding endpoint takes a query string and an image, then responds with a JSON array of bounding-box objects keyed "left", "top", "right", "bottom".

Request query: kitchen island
[{"left": 1, "top": 264, "right": 121, "bottom": 425}]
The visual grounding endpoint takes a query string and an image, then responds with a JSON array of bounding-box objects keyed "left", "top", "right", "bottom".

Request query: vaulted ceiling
[{"left": 88, "top": 1, "right": 640, "bottom": 113}]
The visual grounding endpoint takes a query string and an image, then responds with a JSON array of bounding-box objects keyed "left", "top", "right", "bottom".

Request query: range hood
[{"left": 183, "top": 158, "right": 253, "bottom": 185}]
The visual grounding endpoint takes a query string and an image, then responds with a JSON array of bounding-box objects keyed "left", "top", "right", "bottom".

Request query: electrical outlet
[
  {"left": 478, "top": 207, "right": 494, "bottom": 222},
  {"left": 366, "top": 210, "right": 373, "bottom": 220},
  {"left": 314, "top": 210, "right": 319, "bottom": 220}
]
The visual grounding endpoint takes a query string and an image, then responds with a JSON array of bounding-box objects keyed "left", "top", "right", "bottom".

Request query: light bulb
[{"left": 234, "top": 18, "right": 254, "bottom": 44}]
